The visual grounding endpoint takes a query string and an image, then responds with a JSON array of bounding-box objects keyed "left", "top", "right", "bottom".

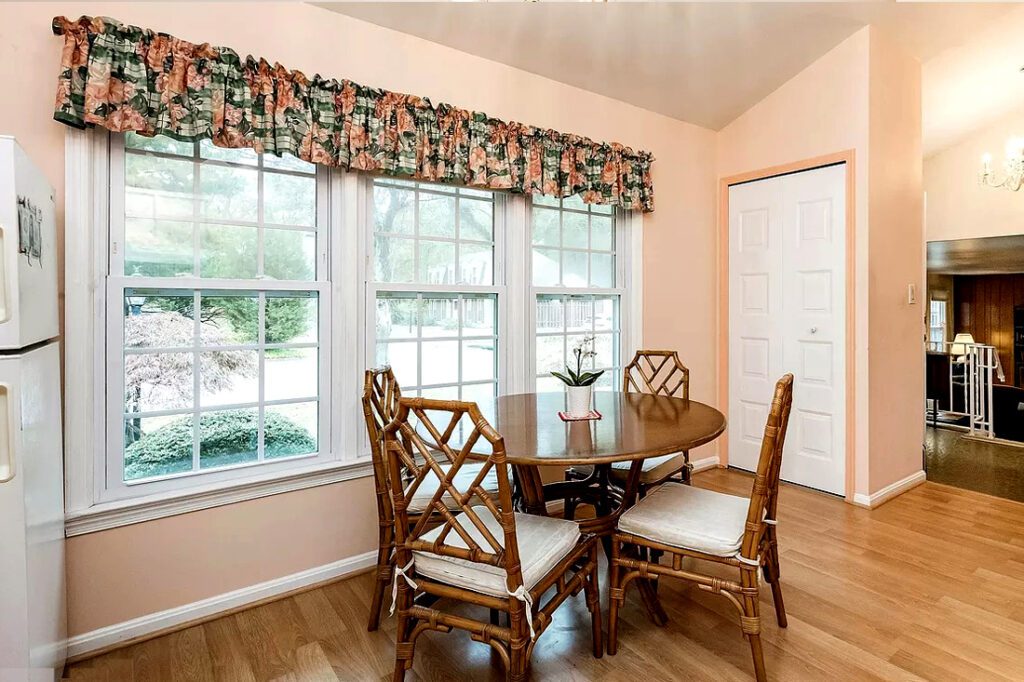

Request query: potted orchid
[{"left": 551, "top": 335, "right": 604, "bottom": 417}]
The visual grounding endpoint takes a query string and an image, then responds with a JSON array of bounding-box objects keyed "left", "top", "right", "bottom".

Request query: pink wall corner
[{"left": 866, "top": 28, "right": 925, "bottom": 493}]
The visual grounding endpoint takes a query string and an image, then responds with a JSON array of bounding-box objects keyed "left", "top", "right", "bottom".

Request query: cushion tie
[
  {"left": 506, "top": 584, "right": 537, "bottom": 640},
  {"left": 763, "top": 518, "right": 778, "bottom": 526},
  {"left": 390, "top": 560, "right": 417, "bottom": 616}
]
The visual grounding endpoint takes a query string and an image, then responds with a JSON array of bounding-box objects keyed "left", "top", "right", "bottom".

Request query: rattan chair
[
  {"left": 564, "top": 350, "right": 692, "bottom": 521},
  {"left": 607, "top": 374, "right": 794, "bottom": 682},
  {"left": 362, "top": 367, "right": 500, "bottom": 631},
  {"left": 386, "top": 398, "right": 603, "bottom": 682}
]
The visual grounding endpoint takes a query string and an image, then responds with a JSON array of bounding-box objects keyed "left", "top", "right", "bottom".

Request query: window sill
[{"left": 64, "top": 458, "right": 374, "bottom": 537}]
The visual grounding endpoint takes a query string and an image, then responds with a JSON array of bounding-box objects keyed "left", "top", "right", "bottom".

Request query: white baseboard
[
  {"left": 66, "top": 549, "right": 377, "bottom": 660},
  {"left": 852, "top": 470, "right": 926, "bottom": 509},
  {"left": 691, "top": 455, "right": 720, "bottom": 473}
]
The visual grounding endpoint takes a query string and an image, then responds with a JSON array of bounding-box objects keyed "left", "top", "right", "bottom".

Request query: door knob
[{"left": 809, "top": 327, "right": 818, "bottom": 334}]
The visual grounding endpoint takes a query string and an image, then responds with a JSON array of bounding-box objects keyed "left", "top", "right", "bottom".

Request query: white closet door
[{"left": 728, "top": 164, "right": 846, "bottom": 495}]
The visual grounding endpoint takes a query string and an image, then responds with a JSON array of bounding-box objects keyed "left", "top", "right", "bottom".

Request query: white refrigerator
[{"left": 0, "top": 137, "right": 67, "bottom": 681}]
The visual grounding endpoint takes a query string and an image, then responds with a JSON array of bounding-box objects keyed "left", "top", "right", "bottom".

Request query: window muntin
[
  {"left": 535, "top": 294, "right": 621, "bottom": 392},
  {"left": 373, "top": 180, "right": 495, "bottom": 286},
  {"left": 108, "top": 134, "right": 329, "bottom": 494},
  {"left": 370, "top": 178, "right": 501, "bottom": 403},
  {"left": 531, "top": 195, "right": 615, "bottom": 288}
]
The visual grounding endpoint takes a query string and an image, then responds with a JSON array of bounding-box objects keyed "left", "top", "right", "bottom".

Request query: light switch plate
[{"left": 907, "top": 283, "right": 917, "bottom": 304}]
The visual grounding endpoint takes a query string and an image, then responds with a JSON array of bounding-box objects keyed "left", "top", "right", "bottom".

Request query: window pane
[
  {"left": 532, "top": 193, "right": 560, "bottom": 208},
  {"left": 199, "top": 409, "right": 259, "bottom": 470},
  {"left": 125, "top": 154, "right": 194, "bottom": 218},
  {"left": 264, "top": 153, "right": 316, "bottom": 174},
  {"left": 264, "top": 228, "right": 316, "bottom": 280},
  {"left": 124, "top": 292, "right": 195, "bottom": 348},
  {"left": 462, "top": 296, "right": 495, "bottom": 336},
  {"left": 421, "top": 340, "right": 459, "bottom": 385},
  {"left": 201, "top": 293, "right": 258, "bottom": 345},
  {"left": 536, "top": 335, "right": 564, "bottom": 374},
  {"left": 375, "top": 236, "right": 414, "bottom": 283},
  {"left": 199, "top": 350, "right": 258, "bottom": 407},
  {"left": 124, "top": 219, "right": 193, "bottom": 277},
  {"left": 265, "top": 347, "right": 318, "bottom": 401},
  {"left": 266, "top": 293, "right": 318, "bottom": 344},
  {"left": 562, "top": 251, "right": 588, "bottom": 287},
  {"left": 420, "top": 296, "right": 459, "bottom": 338},
  {"left": 594, "top": 333, "right": 616, "bottom": 369},
  {"left": 459, "top": 242, "right": 493, "bottom": 286},
  {"left": 199, "top": 164, "right": 258, "bottom": 221},
  {"left": 200, "top": 224, "right": 258, "bottom": 279},
  {"left": 563, "top": 212, "right": 588, "bottom": 249},
  {"left": 199, "top": 139, "right": 258, "bottom": 166},
  {"left": 125, "top": 352, "right": 194, "bottom": 412},
  {"left": 563, "top": 194, "right": 587, "bottom": 210},
  {"left": 124, "top": 414, "right": 193, "bottom": 480},
  {"left": 419, "top": 193, "right": 457, "bottom": 238},
  {"left": 536, "top": 297, "right": 564, "bottom": 333},
  {"left": 264, "top": 172, "right": 316, "bottom": 227},
  {"left": 377, "top": 295, "right": 418, "bottom": 340},
  {"left": 566, "top": 297, "right": 594, "bottom": 332},
  {"left": 533, "top": 248, "right": 560, "bottom": 286},
  {"left": 531, "top": 208, "right": 560, "bottom": 246},
  {"left": 460, "top": 199, "right": 493, "bottom": 241},
  {"left": 419, "top": 240, "right": 456, "bottom": 284},
  {"left": 462, "top": 339, "right": 495, "bottom": 381},
  {"left": 126, "top": 132, "right": 192, "bottom": 157},
  {"left": 594, "top": 297, "right": 616, "bottom": 331},
  {"left": 374, "top": 185, "right": 414, "bottom": 234},
  {"left": 590, "top": 253, "right": 614, "bottom": 288},
  {"left": 376, "top": 341, "right": 418, "bottom": 386},
  {"left": 591, "top": 215, "right": 613, "bottom": 251},
  {"left": 266, "top": 402, "right": 318, "bottom": 459}
]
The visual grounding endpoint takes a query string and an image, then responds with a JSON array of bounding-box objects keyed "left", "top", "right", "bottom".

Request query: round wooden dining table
[{"left": 471, "top": 391, "right": 727, "bottom": 540}]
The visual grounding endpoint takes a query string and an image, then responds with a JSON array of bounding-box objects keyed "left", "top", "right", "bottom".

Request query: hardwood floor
[{"left": 64, "top": 468, "right": 1024, "bottom": 681}]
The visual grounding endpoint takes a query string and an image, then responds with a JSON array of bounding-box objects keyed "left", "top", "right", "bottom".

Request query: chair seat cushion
[
  {"left": 618, "top": 483, "right": 751, "bottom": 557},
  {"left": 413, "top": 508, "right": 581, "bottom": 598},
  {"left": 609, "top": 453, "right": 687, "bottom": 484},
  {"left": 407, "top": 463, "right": 499, "bottom": 513}
]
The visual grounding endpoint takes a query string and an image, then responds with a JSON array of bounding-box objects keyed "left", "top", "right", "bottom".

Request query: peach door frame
[{"left": 717, "top": 150, "right": 857, "bottom": 503}]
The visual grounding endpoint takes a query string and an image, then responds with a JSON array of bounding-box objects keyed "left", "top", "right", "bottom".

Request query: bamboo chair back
[
  {"left": 362, "top": 367, "right": 402, "bottom": 526},
  {"left": 738, "top": 374, "right": 794, "bottom": 563},
  {"left": 623, "top": 349, "right": 690, "bottom": 398},
  {"left": 384, "top": 398, "right": 524, "bottom": 592}
]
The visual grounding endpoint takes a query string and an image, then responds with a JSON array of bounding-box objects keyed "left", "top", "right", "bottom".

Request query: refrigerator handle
[
  {"left": 0, "top": 225, "right": 9, "bottom": 324},
  {"left": 0, "top": 383, "right": 12, "bottom": 483}
]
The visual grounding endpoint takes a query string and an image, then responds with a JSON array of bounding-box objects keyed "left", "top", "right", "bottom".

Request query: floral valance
[{"left": 51, "top": 15, "right": 655, "bottom": 212}]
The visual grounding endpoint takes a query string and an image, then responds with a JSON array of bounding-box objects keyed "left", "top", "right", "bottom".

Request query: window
[
  {"left": 106, "top": 133, "right": 330, "bottom": 499},
  {"left": 929, "top": 299, "right": 947, "bottom": 351},
  {"left": 370, "top": 180, "right": 501, "bottom": 401},
  {"left": 531, "top": 196, "right": 623, "bottom": 392}
]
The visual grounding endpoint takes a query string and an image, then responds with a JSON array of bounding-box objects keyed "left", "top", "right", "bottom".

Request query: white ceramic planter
[{"left": 565, "top": 384, "right": 593, "bottom": 418}]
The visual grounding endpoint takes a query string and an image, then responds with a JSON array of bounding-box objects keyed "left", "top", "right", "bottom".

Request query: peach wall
[
  {"left": 924, "top": 106, "right": 1024, "bottom": 242},
  {"left": 866, "top": 30, "right": 925, "bottom": 493},
  {"left": 717, "top": 29, "right": 873, "bottom": 497},
  {"left": 716, "top": 27, "right": 925, "bottom": 499},
  {"left": 0, "top": 2, "right": 718, "bottom": 637}
]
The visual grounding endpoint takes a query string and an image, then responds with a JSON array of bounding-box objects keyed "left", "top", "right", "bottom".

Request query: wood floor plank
[{"left": 64, "top": 469, "right": 1024, "bottom": 681}]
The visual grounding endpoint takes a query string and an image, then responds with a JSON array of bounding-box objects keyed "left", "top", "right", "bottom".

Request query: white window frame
[
  {"left": 363, "top": 177, "right": 508, "bottom": 429},
  {"left": 64, "top": 129, "right": 371, "bottom": 534},
  {"left": 64, "top": 127, "right": 642, "bottom": 534}
]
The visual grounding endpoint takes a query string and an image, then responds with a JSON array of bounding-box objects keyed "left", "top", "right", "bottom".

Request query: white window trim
[
  {"left": 64, "top": 127, "right": 644, "bottom": 535},
  {"left": 63, "top": 128, "right": 372, "bottom": 534}
]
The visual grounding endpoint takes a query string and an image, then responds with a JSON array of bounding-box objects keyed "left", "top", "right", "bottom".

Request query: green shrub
[{"left": 125, "top": 410, "right": 316, "bottom": 479}]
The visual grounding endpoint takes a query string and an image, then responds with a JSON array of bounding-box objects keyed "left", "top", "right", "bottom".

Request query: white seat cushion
[
  {"left": 406, "top": 463, "right": 499, "bottom": 513},
  {"left": 618, "top": 483, "right": 751, "bottom": 557},
  {"left": 609, "top": 453, "right": 687, "bottom": 484},
  {"left": 413, "top": 507, "right": 581, "bottom": 598}
]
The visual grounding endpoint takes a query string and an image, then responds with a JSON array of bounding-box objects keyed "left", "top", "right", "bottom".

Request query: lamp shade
[{"left": 950, "top": 332, "right": 976, "bottom": 357}]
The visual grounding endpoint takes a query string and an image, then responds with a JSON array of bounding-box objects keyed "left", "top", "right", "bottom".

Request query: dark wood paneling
[{"left": 953, "top": 274, "right": 1024, "bottom": 387}]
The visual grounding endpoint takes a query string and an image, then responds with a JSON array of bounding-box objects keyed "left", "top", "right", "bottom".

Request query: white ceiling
[
  {"left": 923, "top": 5, "right": 1024, "bottom": 158},
  {"left": 317, "top": 2, "right": 1013, "bottom": 132}
]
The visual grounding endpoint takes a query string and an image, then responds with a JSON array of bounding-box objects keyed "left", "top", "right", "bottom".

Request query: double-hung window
[
  {"left": 530, "top": 196, "right": 624, "bottom": 392},
  {"left": 368, "top": 179, "right": 502, "bottom": 405},
  {"left": 105, "top": 133, "right": 331, "bottom": 499}
]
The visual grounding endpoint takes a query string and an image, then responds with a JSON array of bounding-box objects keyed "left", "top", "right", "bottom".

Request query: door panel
[{"left": 728, "top": 164, "right": 846, "bottom": 495}]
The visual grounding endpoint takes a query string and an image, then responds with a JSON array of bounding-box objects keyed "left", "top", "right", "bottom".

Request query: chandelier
[{"left": 980, "top": 137, "right": 1024, "bottom": 191}]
